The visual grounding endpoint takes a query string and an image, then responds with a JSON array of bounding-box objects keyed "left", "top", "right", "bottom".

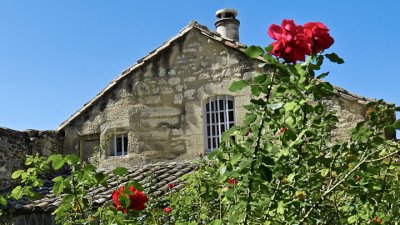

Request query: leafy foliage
[{"left": 163, "top": 50, "right": 400, "bottom": 224}]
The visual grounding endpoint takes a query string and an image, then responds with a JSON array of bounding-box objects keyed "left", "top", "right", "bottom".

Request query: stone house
[
  {"left": 0, "top": 8, "right": 385, "bottom": 225},
  {"left": 57, "top": 9, "right": 373, "bottom": 169}
]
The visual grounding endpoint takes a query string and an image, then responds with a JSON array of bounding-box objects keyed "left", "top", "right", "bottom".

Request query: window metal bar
[{"left": 113, "top": 135, "right": 117, "bottom": 156}]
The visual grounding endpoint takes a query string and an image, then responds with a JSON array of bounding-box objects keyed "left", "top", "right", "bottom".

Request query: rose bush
[{"left": 163, "top": 20, "right": 400, "bottom": 225}]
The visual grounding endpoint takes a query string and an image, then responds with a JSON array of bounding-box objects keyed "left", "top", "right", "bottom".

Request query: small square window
[{"left": 113, "top": 134, "right": 128, "bottom": 156}]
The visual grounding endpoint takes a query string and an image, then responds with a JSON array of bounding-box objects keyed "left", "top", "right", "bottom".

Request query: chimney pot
[{"left": 215, "top": 9, "right": 240, "bottom": 41}]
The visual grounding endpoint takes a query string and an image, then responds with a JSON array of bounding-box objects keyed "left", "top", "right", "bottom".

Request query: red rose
[
  {"left": 167, "top": 183, "right": 174, "bottom": 189},
  {"left": 112, "top": 186, "right": 126, "bottom": 213},
  {"left": 373, "top": 216, "right": 383, "bottom": 224},
  {"left": 164, "top": 207, "right": 172, "bottom": 214},
  {"left": 228, "top": 179, "right": 239, "bottom": 189},
  {"left": 111, "top": 185, "right": 148, "bottom": 213},
  {"left": 303, "top": 22, "right": 334, "bottom": 54},
  {"left": 268, "top": 19, "right": 311, "bottom": 63}
]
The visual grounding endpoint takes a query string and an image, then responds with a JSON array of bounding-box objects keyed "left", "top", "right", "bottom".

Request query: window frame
[
  {"left": 112, "top": 133, "right": 128, "bottom": 156},
  {"left": 203, "top": 95, "right": 235, "bottom": 153}
]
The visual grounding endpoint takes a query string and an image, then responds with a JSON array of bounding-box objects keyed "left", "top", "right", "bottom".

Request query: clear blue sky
[{"left": 0, "top": 1, "right": 399, "bottom": 131}]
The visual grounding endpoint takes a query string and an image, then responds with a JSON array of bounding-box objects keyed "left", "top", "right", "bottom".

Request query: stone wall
[
  {"left": 0, "top": 127, "right": 62, "bottom": 191},
  {"left": 61, "top": 28, "right": 261, "bottom": 168}
]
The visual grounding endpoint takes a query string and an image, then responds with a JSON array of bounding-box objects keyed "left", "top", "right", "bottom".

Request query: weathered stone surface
[{"left": 0, "top": 127, "right": 62, "bottom": 191}]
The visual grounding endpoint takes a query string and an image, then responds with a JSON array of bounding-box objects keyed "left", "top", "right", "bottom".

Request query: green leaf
[
  {"left": 84, "top": 164, "right": 97, "bottom": 172},
  {"left": 11, "top": 186, "right": 23, "bottom": 200},
  {"left": 277, "top": 201, "right": 285, "bottom": 215},
  {"left": 259, "top": 164, "right": 273, "bottom": 182},
  {"left": 210, "top": 219, "right": 223, "bottom": 225},
  {"left": 65, "top": 154, "right": 80, "bottom": 165},
  {"left": 244, "top": 45, "right": 264, "bottom": 58},
  {"left": 264, "top": 45, "right": 272, "bottom": 53},
  {"left": 118, "top": 194, "right": 130, "bottom": 208},
  {"left": 392, "top": 120, "right": 400, "bottom": 129},
  {"left": 317, "top": 72, "right": 329, "bottom": 79},
  {"left": 95, "top": 172, "right": 108, "bottom": 188},
  {"left": 113, "top": 166, "right": 128, "bottom": 176},
  {"left": 320, "top": 168, "right": 330, "bottom": 177},
  {"left": 244, "top": 114, "right": 257, "bottom": 124},
  {"left": 127, "top": 181, "right": 144, "bottom": 191},
  {"left": 11, "top": 170, "right": 24, "bottom": 179},
  {"left": 284, "top": 101, "right": 298, "bottom": 111},
  {"left": 251, "top": 99, "right": 266, "bottom": 106},
  {"left": 287, "top": 173, "right": 296, "bottom": 182},
  {"left": 221, "top": 126, "right": 238, "bottom": 141},
  {"left": 53, "top": 180, "right": 64, "bottom": 195},
  {"left": 325, "top": 53, "right": 344, "bottom": 64},
  {"left": 254, "top": 74, "right": 267, "bottom": 84},
  {"left": 347, "top": 215, "right": 357, "bottom": 224},
  {"left": 0, "top": 195, "right": 7, "bottom": 206},
  {"left": 48, "top": 154, "right": 65, "bottom": 170},
  {"left": 219, "top": 165, "right": 227, "bottom": 175},
  {"left": 251, "top": 85, "right": 262, "bottom": 97},
  {"left": 229, "top": 80, "right": 248, "bottom": 92}
]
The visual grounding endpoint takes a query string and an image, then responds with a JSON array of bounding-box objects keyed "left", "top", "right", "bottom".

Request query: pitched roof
[
  {"left": 7, "top": 161, "right": 197, "bottom": 214},
  {"left": 57, "top": 21, "right": 247, "bottom": 131},
  {"left": 57, "top": 21, "right": 377, "bottom": 131}
]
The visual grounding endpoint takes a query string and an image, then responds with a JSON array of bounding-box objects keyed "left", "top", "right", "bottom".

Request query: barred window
[{"left": 204, "top": 96, "right": 235, "bottom": 152}]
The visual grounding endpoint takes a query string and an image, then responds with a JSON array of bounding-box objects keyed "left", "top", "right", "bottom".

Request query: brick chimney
[{"left": 215, "top": 9, "right": 240, "bottom": 42}]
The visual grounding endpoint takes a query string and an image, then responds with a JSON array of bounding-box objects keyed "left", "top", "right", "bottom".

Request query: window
[
  {"left": 204, "top": 96, "right": 235, "bottom": 152},
  {"left": 112, "top": 134, "right": 128, "bottom": 156}
]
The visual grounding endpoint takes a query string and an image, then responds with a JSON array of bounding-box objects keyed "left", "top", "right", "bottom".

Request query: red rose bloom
[
  {"left": 164, "top": 207, "right": 172, "bottom": 214},
  {"left": 228, "top": 179, "right": 239, "bottom": 189},
  {"left": 111, "top": 185, "right": 148, "bottom": 213},
  {"left": 373, "top": 216, "right": 383, "bottom": 224},
  {"left": 268, "top": 19, "right": 311, "bottom": 63},
  {"left": 167, "top": 183, "right": 174, "bottom": 189},
  {"left": 303, "top": 22, "right": 334, "bottom": 54}
]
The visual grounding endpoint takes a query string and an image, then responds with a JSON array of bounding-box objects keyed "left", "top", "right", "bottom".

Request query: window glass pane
[
  {"left": 212, "top": 114, "right": 215, "bottom": 123},
  {"left": 228, "top": 100, "right": 233, "bottom": 109},
  {"left": 206, "top": 113, "right": 210, "bottom": 124},
  {"left": 219, "top": 100, "right": 224, "bottom": 110},
  {"left": 116, "top": 137, "right": 122, "bottom": 155},
  {"left": 211, "top": 102, "right": 215, "bottom": 111},
  {"left": 206, "top": 103, "right": 210, "bottom": 111},
  {"left": 208, "top": 138, "right": 211, "bottom": 149},
  {"left": 220, "top": 112, "right": 225, "bottom": 122},
  {"left": 212, "top": 138, "right": 216, "bottom": 149},
  {"left": 123, "top": 136, "right": 128, "bottom": 155},
  {"left": 212, "top": 126, "right": 216, "bottom": 136},
  {"left": 229, "top": 111, "right": 234, "bottom": 122},
  {"left": 207, "top": 126, "right": 210, "bottom": 136}
]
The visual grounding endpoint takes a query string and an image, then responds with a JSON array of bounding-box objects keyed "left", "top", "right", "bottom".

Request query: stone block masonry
[{"left": 0, "top": 127, "right": 62, "bottom": 191}]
